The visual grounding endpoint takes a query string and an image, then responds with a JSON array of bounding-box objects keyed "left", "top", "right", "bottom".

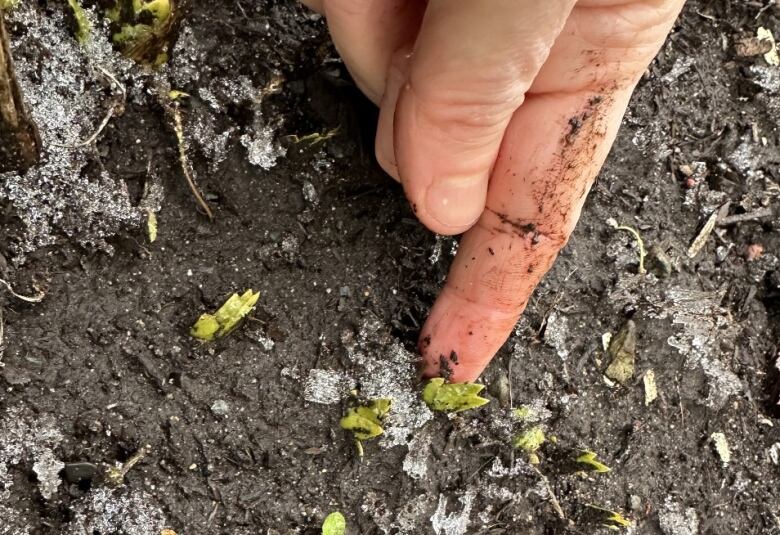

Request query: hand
[{"left": 301, "top": 0, "right": 685, "bottom": 382}]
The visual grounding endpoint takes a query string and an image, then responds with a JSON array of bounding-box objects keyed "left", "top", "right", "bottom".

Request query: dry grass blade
[
  {"left": 0, "top": 278, "right": 45, "bottom": 303},
  {"left": 171, "top": 104, "right": 214, "bottom": 220}
]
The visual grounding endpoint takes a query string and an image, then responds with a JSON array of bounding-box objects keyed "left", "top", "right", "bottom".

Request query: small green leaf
[
  {"left": 191, "top": 290, "right": 260, "bottom": 341},
  {"left": 576, "top": 450, "right": 611, "bottom": 473},
  {"left": 422, "top": 378, "right": 489, "bottom": 413},
  {"left": 513, "top": 426, "right": 546, "bottom": 454},
  {"left": 322, "top": 511, "right": 346, "bottom": 535},
  {"left": 147, "top": 211, "right": 158, "bottom": 243},
  {"left": 67, "top": 0, "right": 91, "bottom": 44},
  {"left": 340, "top": 399, "right": 392, "bottom": 456}
]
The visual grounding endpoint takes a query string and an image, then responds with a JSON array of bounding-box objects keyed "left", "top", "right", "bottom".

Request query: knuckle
[{"left": 407, "top": 71, "right": 523, "bottom": 147}]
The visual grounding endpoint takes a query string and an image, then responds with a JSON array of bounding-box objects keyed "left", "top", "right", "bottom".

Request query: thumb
[{"left": 388, "top": 0, "right": 576, "bottom": 235}]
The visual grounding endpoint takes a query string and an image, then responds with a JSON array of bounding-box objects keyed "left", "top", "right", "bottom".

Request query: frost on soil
[
  {"left": 0, "top": 5, "right": 143, "bottom": 259},
  {"left": 0, "top": 406, "right": 64, "bottom": 501},
  {"left": 171, "top": 25, "right": 286, "bottom": 172},
  {"left": 65, "top": 487, "right": 166, "bottom": 535},
  {"left": 430, "top": 488, "right": 477, "bottom": 535},
  {"left": 306, "top": 313, "right": 433, "bottom": 450},
  {"left": 651, "top": 287, "right": 741, "bottom": 409},
  {"left": 659, "top": 499, "right": 700, "bottom": 535}
]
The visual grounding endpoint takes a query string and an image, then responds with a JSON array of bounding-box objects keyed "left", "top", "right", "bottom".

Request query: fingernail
[{"left": 425, "top": 175, "right": 487, "bottom": 230}]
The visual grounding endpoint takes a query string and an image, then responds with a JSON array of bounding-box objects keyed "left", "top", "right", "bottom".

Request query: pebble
[{"left": 210, "top": 400, "right": 230, "bottom": 417}]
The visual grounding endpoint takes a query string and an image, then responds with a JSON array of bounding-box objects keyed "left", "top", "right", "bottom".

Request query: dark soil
[{"left": 0, "top": 1, "right": 779, "bottom": 534}]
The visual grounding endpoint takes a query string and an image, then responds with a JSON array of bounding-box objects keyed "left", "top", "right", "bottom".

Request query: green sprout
[
  {"left": 0, "top": 0, "right": 18, "bottom": 10},
  {"left": 107, "top": 0, "right": 173, "bottom": 65},
  {"left": 513, "top": 426, "right": 546, "bottom": 464},
  {"left": 576, "top": 450, "right": 611, "bottom": 473},
  {"left": 422, "top": 378, "right": 489, "bottom": 413},
  {"left": 340, "top": 399, "right": 391, "bottom": 457},
  {"left": 285, "top": 126, "right": 341, "bottom": 147},
  {"left": 67, "top": 0, "right": 91, "bottom": 43},
  {"left": 585, "top": 504, "right": 632, "bottom": 530},
  {"left": 191, "top": 290, "right": 260, "bottom": 341},
  {"left": 321, "top": 511, "right": 346, "bottom": 535}
]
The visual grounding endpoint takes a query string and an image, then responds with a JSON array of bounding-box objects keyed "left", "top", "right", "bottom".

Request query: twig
[
  {"left": 0, "top": 277, "right": 45, "bottom": 302},
  {"left": 717, "top": 207, "right": 773, "bottom": 226},
  {"left": 170, "top": 104, "right": 214, "bottom": 220},
  {"left": 531, "top": 465, "right": 565, "bottom": 520}
]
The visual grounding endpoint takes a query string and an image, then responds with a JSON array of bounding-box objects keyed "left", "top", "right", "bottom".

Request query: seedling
[
  {"left": 67, "top": 0, "right": 91, "bottom": 44},
  {"left": 584, "top": 504, "right": 632, "bottom": 530},
  {"left": 513, "top": 426, "right": 546, "bottom": 464},
  {"left": 321, "top": 511, "right": 346, "bottom": 535},
  {"left": 339, "top": 398, "right": 391, "bottom": 457},
  {"left": 422, "top": 378, "right": 489, "bottom": 413},
  {"left": 106, "top": 0, "right": 175, "bottom": 65},
  {"left": 607, "top": 218, "right": 646, "bottom": 274},
  {"left": 285, "top": 126, "right": 341, "bottom": 147},
  {"left": 575, "top": 450, "right": 611, "bottom": 473},
  {"left": 105, "top": 446, "right": 148, "bottom": 486},
  {"left": 191, "top": 290, "right": 260, "bottom": 341}
]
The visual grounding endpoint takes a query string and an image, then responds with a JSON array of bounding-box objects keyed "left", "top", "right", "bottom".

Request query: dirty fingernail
[{"left": 425, "top": 175, "right": 487, "bottom": 230}]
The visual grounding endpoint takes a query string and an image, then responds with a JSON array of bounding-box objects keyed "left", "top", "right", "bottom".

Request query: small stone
[
  {"left": 744, "top": 243, "right": 764, "bottom": 262},
  {"left": 630, "top": 495, "right": 642, "bottom": 512},
  {"left": 643, "top": 369, "right": 658, "bottom": 405},
  {"left": 302, "top": 181, "right": 318, "bottom": 205},
  {"left": 63, "top": 462, "right": 98, "bottom": 484},
  {"left": 210, "top": 400, "right": 229, "bottom": 417}
]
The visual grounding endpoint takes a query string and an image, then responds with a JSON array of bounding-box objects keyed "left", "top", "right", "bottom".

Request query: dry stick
[
  {"left": 0, "top": 10, "right": 40, "bottom": 172},
  {"left": 717, "top": 207, "right": 774, "bottom": 226},
  {"left": 53, "top": 66, "right": 127, "bottom": 148},
  {"left": 171, "top": 104, "right": 214, "bottom": 220},
  {"left": 531, "top": 465, "right": 566, "bottom": 520}
]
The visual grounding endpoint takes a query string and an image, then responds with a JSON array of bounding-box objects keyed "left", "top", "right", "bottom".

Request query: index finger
[{"left": 419, "top": 0, "right": 685, "bottom": 381}]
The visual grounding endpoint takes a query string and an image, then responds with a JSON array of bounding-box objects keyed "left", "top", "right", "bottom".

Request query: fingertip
[{"left": 418, "top": 287, "right": 519, "bottom": 383}]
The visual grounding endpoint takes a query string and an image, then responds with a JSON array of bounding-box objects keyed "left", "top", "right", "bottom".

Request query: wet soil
[{"left": 0, "top": 1, "right": 779, "bottom": 534}]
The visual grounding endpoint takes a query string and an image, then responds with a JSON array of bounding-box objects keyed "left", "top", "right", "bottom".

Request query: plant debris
[
  {"left": 710, "top": 432, "right": 731, "bottom": 465},
  {"left": 321, "top": 511, "right": 346, "bottom": 535},
  {"left": 605, "top": 320, "right": 636, "bottom": 385},
  {"left": 422, "top": 378, "right": 489, "bottom": 413},
  {"left": 643, "top": 369, "right": 658, "bottom": 405},
  {"left": 190, "top": 289, "right": 260, "bottom": 341},
  {"left": 146, "top": 210, "right": 157, "bottom": 242}
]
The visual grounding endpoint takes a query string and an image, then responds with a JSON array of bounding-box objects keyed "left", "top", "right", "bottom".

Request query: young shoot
[{"left": 422, "top": 378, "right": 489, "bottom": 413}]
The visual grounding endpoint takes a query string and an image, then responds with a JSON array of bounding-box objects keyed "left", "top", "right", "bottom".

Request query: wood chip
[{"left": 687, "top": 203, "right": 729, "bottom": 258}]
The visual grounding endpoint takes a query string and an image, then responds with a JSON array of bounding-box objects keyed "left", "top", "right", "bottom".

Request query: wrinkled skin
[{"left": 301, "top": 0, "right": 686, "bottom": 381}]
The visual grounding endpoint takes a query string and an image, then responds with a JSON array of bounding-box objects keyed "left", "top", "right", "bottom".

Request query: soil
[{"left": 0, "top": 1, "right": 779, "bottom": 534}]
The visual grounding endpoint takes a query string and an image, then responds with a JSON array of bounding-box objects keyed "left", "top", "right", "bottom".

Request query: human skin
[{"left": 300, "top": 0, "right": 686, "bottom": 382}]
